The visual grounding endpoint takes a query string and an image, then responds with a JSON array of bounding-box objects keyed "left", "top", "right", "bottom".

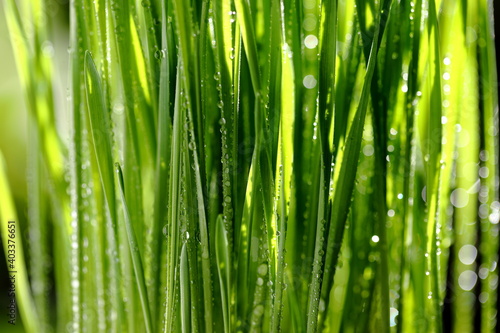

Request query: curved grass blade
[
  {"left": 84, "top": 51, "right": 116, "bottom": 222},
  {"left": 115, "top": 163, "right": 153, "bottom": 333},
  {"left": 234, "top": 0, "right": 261, "bottom": 94}
]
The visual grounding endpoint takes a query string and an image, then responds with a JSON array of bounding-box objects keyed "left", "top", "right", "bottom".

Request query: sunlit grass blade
[
  {"left": 477, "top": 0, "right": 500, "bottom": 331},
  {"left": 83, "top": 49, "right": 124, "bottom": 332},
  {"left": 0, "top": 153, "right": 40, "bottom": 333},
  {"left": 2, "top": 0, "right": 499, "bottom": 332},
  {"left": 84, "top": 51, "right": 116, "bottom": 221},
  {"left": 313, "top": 2, "right": 388, "bottom": 331}
]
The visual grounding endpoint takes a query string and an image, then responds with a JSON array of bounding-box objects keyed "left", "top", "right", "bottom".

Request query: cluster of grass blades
[{"left": 1, "top": 0, "right": 498, "bottom": 332}]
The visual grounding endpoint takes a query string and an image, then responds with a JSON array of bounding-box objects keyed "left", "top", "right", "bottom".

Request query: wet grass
[{"left": 1, "top": 0, "right": 499, "bottom": 332}]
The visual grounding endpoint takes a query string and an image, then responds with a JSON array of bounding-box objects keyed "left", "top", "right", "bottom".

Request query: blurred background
[{"left": 0, "top": 1, "right": 68, "bottom": 331}]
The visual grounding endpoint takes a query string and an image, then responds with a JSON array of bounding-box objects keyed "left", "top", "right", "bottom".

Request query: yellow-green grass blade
[
  {"left": 84, "top": 51, "right": 116, "bottom": 224},
  {"left": 83, "top": 49, "right": 124, "bottom": 332},
  {"left": 313, "top": 2, "right": 391, "bottom": 331},
  {"left": 0, "top": 153, "right": 40, "bottom": 333},
  {"left": 477, "top": 0, "right": 500, "bottom": 331}
]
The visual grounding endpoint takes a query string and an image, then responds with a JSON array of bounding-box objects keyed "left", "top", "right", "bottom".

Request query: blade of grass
[
  {"left": 115, "top": 163, "right": 153, "bottom": 333},
  {"left": 216, "top": 214, "right": 231, "bottom": 333},
  {"left": 0, "top": 153, "right": 40, "bottom": 333},
  {"left": 83, "top": 49, "right": 124, "bottom": 332},
  {"left": 165, "top": 65, "right": 182, "bottom": 332},
  {"left": 180, "top": 243, "right": 192, "bottom": 333},
  {"left": 477, "top": 0, "right": 500, "bottom": 331},
  {"left": 314, "top": 1, "right": 389, "bottom": 330}
]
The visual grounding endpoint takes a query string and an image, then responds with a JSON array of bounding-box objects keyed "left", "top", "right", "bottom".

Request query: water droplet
[
  {"left": 390, "top": 307, "right": 399, "bottom": 327},
  {"left": 154, "top": 49, "right": 165, "bottom": 60},
  {"left": 451, "top": 188, "right": 469, "bottom": 208},
  {"left": 255, "top": 264, "right": 267, "bottom": 277},
  {"left": 458, "top": 270, "right": 478, "bottom": 291},
  {"left": 458, "top": 245, "right": 478, "bottom": 265},
  {"left": 303, "top": 75, "right": 317, "bottom": 89},
  {"left": 304, "top": 35, "right": 319, "bottom": 49}
]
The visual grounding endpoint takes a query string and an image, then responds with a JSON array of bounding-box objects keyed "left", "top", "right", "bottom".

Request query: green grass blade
[
  {"left": 165, "top": 67, "right": 182, "bottom": 332},
  {"left": 115, "top": 163, "right": 153, "bottom": 333},
  {"left": 84, "top": 51, "right": 116, "bottom": 221},
  {"left": 234, "top": 0, "right": 261, "bottom": 94},
  {"left": 0, "top": 153, "right": 40, "bottom": 333},
  {"left": 315, "top": 1, "right": 388, "bottom": 330},
  {"left": 216, "top": 214, "right": 231, "bottom": 333},
  {"left": 180, "top": 243, "right": 192, "bottom": 333}
]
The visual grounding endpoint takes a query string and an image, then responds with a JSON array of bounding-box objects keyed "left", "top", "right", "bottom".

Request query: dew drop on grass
[
  {"left": 421, "top": 186, "right": 427, "bottom": 202},
  {"left": 304, "top": 35, "right": 319, "bottom": 49},
  {"left": 458, "top": 244, "right": 477, "bottom": 265},
  {"left": 451, "top": 188, "right": 469, "bottom": 208},
  {"left": 458, "top": 270, "right": 478, "bottom": 291},
  {"left": 154, "top": 49, "right": 165, "bottom": 60},
  {"left": 303, "top": 75, "right": 317, "bottom": 89}
]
